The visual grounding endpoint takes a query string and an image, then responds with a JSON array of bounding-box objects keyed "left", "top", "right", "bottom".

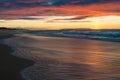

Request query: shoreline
[
  {"left": 0, "top": 42, "right": 34, "bottom": 80},
  {"left": 0, "top": 29, "right": 34, "bottom": 80},
  {"left": 1, "top": 28, "right": 120, "bottom": 80},
  {"left": 6, "top": 34, "right": 120, "bottom": 80}
]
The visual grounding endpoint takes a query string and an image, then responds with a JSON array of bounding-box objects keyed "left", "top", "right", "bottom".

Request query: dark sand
[{"left": 0, "top": 29, "right": 34, "bottom": 80}]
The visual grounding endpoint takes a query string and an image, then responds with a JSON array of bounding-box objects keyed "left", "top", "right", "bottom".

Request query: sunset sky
[{"left": 0, "top": 0, "right": 120, "bottom": 30}]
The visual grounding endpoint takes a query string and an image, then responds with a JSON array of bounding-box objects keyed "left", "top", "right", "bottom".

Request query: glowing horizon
[{"left": 0, "top": 15, "right": 120, "bottom": 30}]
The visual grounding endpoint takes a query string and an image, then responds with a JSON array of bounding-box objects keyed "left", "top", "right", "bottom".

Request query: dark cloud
[
  {"left": 55, "top": 16, "right": 89, "bottom": 20},
  {"left": 0, "top": 15, "right": 44, "bottom": 20},
  {"left": 0, "top": 0, "right": 120, "bottom": 9},
  {"left": 69, "top": 0, "right": 120, "bottom": 5},
  {"left": 18, "top": 17, "right": 43, "bottom": 20},
  {"left": 0, "top": 0, "right": 119, "bottom": 10},
  {"left": 45, "top": 16, "right": 90, "bottom": 23},
  {"left": 69, "top": 16, "right": 89, "bottom": 20}
]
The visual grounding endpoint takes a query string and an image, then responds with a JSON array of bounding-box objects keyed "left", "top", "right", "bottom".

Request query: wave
[
  {"left": 17, "top": 29, "right": 120, "bottom": 42},
  {"left": 5, "top": 34, "right": 120, "bottom": 80}
]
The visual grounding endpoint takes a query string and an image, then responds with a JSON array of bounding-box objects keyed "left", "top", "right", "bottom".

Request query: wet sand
[
  {"left": 0, "top": 44, "right": 34, "bottom": 80},
  {"left": 5, "top": 34, "right": 120, "bottom": 80},
  {"left": 0, "top": 29, "right": 34, "bottom": 80}
]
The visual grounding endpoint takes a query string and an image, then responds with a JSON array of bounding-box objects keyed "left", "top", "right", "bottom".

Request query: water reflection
[{"left": 6, "top": 35, "right": 120, "bottom": 80}]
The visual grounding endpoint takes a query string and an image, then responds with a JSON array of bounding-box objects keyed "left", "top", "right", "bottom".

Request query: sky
[{"left": 0, "top": 0, "right": 120, "bottom": 30}]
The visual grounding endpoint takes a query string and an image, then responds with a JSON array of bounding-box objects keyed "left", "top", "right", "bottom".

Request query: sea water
[
  {"left": 5, "top": 30, "right": 120, "bottom": 80},
  {"left": 20, "top": 29, "right": 120, "bottom": 42}
]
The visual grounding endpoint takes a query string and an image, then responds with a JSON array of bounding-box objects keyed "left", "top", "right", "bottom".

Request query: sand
[
  {"left": 5, "top": 34, "right": 120, "bottom": 80},
  {"left": 0, "top": 29, "right": 34, "bottom": 80}
]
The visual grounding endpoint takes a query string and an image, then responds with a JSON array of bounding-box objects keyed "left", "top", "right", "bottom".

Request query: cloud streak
[{"left": 0, "top": 0, "right": 120, "bottom": 20}]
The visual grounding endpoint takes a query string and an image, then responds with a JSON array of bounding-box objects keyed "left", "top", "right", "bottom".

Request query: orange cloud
[{"left": 0, "top": 2, "right": 120, "bottom": 19}]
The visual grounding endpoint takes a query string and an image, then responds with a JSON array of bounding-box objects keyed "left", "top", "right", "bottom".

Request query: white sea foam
[{"left": 22, "top": 30, "right": 120, "bottom": 42}]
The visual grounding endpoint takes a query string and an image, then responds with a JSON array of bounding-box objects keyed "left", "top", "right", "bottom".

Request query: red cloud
[{"left": 0, "top": 2, "right": 120, "bottom": 19}]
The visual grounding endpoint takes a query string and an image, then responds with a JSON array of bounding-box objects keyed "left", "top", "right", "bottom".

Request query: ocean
[
  {"left": 18, "top": 29, "right": 120, "bottom": 42},
  {"left": 5, "top": 29, "right": 120, "bottom": 80}
]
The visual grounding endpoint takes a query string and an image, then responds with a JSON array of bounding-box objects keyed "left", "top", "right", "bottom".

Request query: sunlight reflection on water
[{"left": 5, "top": 34, "right": 120, "bottom": 80}]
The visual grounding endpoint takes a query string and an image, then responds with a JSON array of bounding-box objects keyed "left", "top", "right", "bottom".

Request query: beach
[
  {"left": 5, "top": 34, "right": 120, "bottom": 80},
  {"left": 0, "top": 29, "right": 34, "bottom": 80},
  {"left": 0, "top": 0, "right": 120, "bottom": 79}
]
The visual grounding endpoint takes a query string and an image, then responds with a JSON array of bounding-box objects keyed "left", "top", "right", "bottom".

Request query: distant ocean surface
[
  {"left": 16, "top": 29, "right": 120, "bottom": 42},
  {"left": 5, "top": 29, "right": 120, "bottom": 80}
]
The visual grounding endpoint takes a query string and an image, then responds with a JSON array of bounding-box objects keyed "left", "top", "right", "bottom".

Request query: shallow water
[
  {"left": 5, "top": 34, "right": 120, "bottom": 80},
  {"left": 24, "top": 30, "right": 120, "bottom": 42}
]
